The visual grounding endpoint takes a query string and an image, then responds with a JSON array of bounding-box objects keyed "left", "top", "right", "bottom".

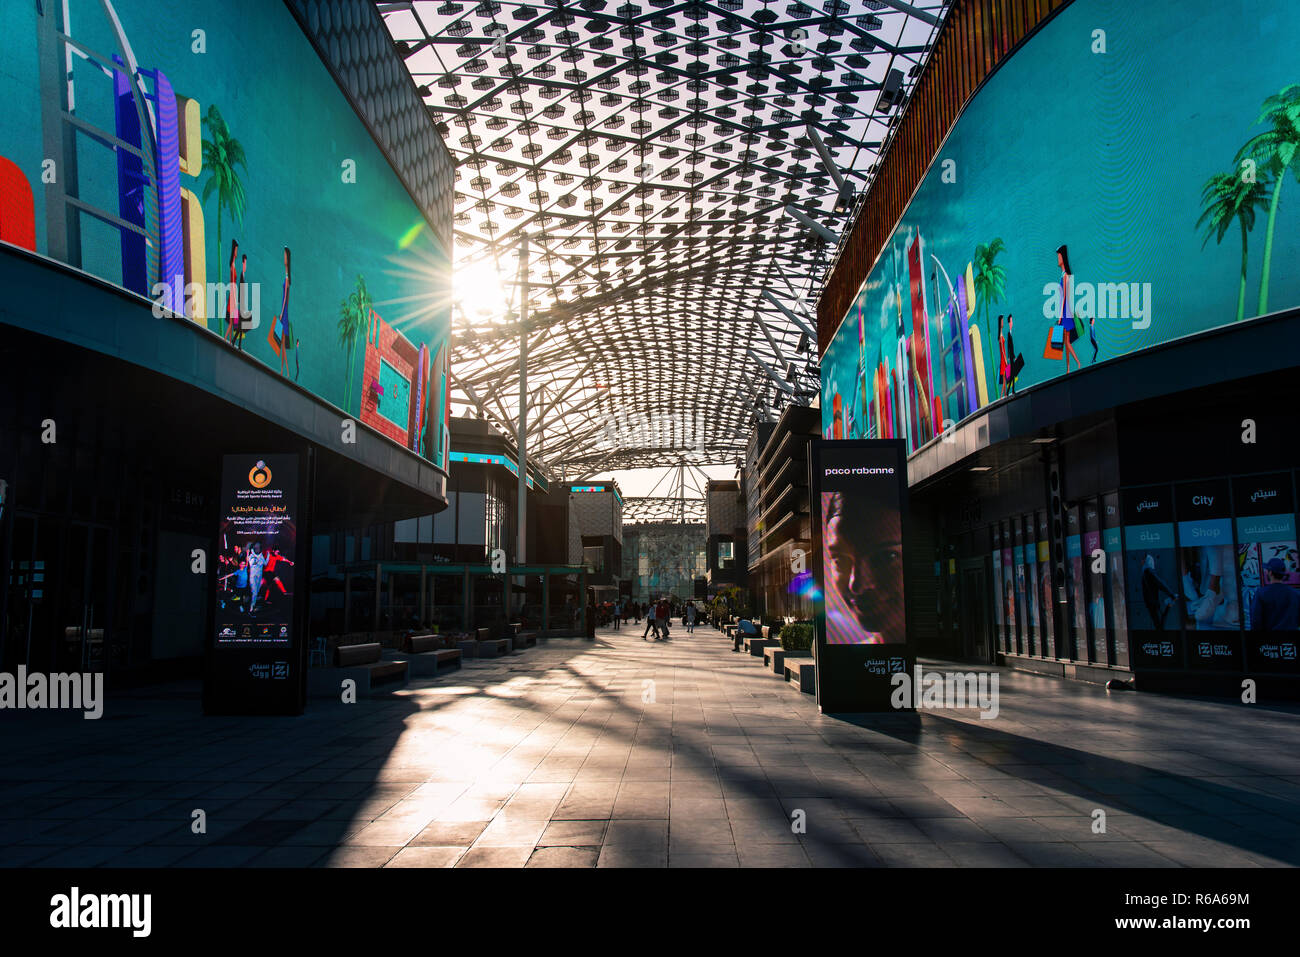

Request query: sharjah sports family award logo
[{"left": 248, "top": 461, "right": 272, "bottom": 489}]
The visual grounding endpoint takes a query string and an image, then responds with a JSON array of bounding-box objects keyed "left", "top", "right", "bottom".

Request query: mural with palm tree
[
  {"left": 337, "top": 274, "right": 372, "bottom": 412},
  {"left": 1197, "top": 170, "right": 1271, "bottom": 323},
  {"left": 199, "top": 105, "right": 247, "bottom": 275},
  {"left": 972, "top": 238, "right": 1007, "bottom": 393},
  {"left": 1234, "top": 84, "right": 1300, "bottom": 314}
]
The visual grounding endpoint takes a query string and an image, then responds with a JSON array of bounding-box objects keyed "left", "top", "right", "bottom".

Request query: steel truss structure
[{"left": 378, "top": 0, "right": 947, "bottom": 479}]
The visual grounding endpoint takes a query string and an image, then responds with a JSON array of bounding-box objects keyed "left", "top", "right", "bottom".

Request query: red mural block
[
  {"left": 0, "top": 156, "right": 37, "bottom": 251},
  {"left": 360, "top": 309, "right": 421, "bottom": 449}
]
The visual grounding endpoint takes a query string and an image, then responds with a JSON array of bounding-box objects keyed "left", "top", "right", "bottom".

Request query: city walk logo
[
  {"left": 1042, "top": 280, "right": 1153, "bottom": 329},
  {"left": 0, "top": 668, "right": 104, "bottom": 720},
  {"left": 889, "top": 664, "right": 999, "bottom": 719},
  {"left": 50, "top": 888, "right": 151, "bottom": 938}
]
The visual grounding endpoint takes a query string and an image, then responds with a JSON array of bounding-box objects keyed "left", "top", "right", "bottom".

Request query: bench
[
  {"left": 513, "top": 631, "right": 539, "bottom": 648},
  {"left": 308, "top": 642, "right": 408, "bottom": 697},
  {"left": 744, "top": 627, "right": 782, "bottom": 657},
  {"left": 765, "top": 646, "right": 810, "bottom": 676},
  {"left": 732, "top": 623, "right": 759, "bottom": 652},
  {"left": 386, "top": 635, "right": 462, "bottom": 676},
  {"left": 785, "top": 658, "right": 816, "bottom": 694},
  {"left": 472, "top": 626, "right": 511, "bottom": 657}
]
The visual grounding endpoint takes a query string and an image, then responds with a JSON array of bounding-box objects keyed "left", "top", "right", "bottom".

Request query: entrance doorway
[
  {"left": 959, "top": 560, "right": 991, "bottom": 664},
  {"left": 3, "top": 513, "right": 114, "bottom": 673}
]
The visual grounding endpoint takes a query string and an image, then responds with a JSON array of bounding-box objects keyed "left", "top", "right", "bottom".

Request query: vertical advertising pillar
[
  {"left": 809, "top": 439, "right": 912, "bottom": 713},
  {"left": 204, "top": 453, "right": 309, "bottom": 715}
]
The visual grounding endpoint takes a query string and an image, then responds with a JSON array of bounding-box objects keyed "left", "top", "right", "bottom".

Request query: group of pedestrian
[
  {"left": 637, "top": 598, "right": 699, "bottom": 641},
  {"left": 580, "top": 598, "right": 702, "bottom": 640}
]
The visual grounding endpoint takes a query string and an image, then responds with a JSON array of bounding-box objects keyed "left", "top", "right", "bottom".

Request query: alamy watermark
[
  {"left": 890, "top": 663, "right": 999, "bottom": 719},
  {"left": 598, "top": 409, "right": 708, "bottom": 453},
  {"left": 0, "top": 667, "right": 104, "bottom": 719},
  {"left": 150, "top": 279, "right": 261, "bottom": 328},
  {"left": 1043, "top": 280, "right": 1152, "bottom": 329}
]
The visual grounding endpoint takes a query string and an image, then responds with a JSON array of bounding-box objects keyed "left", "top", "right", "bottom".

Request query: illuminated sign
[
  {"left": 449, "top": 450, "right": 546, "bottom": 491},
  {"left": 206, "top": 453, "right": 307, "bottom": 715},
  {"left": 809, "top": 439, "right": 913, "bottom": 713}
]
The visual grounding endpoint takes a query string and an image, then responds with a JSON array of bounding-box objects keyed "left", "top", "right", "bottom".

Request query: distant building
[
  {"left": 706, "top": 479, "right": 747, "bottom": 596},
  {"left": 746, "top": 406, "right": 818, "bottom": 620},
  {"left": 622, "top": 522, "right": 707, "bottom": 604}
]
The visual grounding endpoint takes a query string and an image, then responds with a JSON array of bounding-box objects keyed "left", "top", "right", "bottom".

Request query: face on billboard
[{"left": 822, "top": 489, "right": 904, "bottom": 645}]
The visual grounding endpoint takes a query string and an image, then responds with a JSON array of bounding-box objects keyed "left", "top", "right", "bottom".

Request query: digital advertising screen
[
  {"left": 1233, "top": 473, "right": 1300, "bottom": 673},
  {"left": 990, "top": 525, "right": 1005, "bottom": 653},
  {"left": 1122, "top": 486, "right": 1183, "bottom": 669},
  {"left": 820, "top": 0, "right": 1300, "bottom": 449},
  {"left": 206, "top": 452, "right": 308, "bottom": 715},
  {"left": 215, "top": 455, "right": 299, "bottom": 647},
  {"left": 1103, "top": 493, "right": 1129, "bottom": 669},
  {"left": 809, "top": 439, "right": 911, "bottom": 713},
  {"left": 1036, "top": 512, "right": 1055, "bottom": 659},
  {"left": 0, "top": 0, "right": 452, "bottom": 467},
  {"left": 1065, "top": 506, "right": 1087, "bottom": 662},
  {"left": 1176, "top": 480, "right": 1242, "bottom": 671}
]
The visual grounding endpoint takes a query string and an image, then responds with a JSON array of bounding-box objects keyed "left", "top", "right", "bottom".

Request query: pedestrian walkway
[{"left": 3, "top": 625, "right": 1299, "bottom": 867}]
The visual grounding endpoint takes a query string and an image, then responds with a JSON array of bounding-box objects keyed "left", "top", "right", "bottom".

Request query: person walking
[
  {"left": 685, "top": 602, "right": 697, "bottom": 634},
  {"left": 643, "top": 601, "right": 657, "bottom": 640},
  {"left": 612, "top": 600, "right": 622, "bottom": 631},
  {"left": 656, "top": 598, "right": 671, "bottom": 640},
  {"left": 586, "top": 598, "right": 597, "bottom": 641}
]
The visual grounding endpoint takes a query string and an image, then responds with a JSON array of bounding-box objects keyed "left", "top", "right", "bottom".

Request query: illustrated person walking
[
  {"left": 1004, "top": 314, "right": 1023, "bottom": 395},
  {"left": 1055, "top": 244, "right": 1082, "bottom": 374}
]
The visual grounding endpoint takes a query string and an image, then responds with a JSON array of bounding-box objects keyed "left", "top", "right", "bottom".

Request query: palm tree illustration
[
  {"left": 199, "top": 105, "right": 247, "bottom": 276},
  {"left": 972, "top": 239, "right": 1007, "bottom": 393},
  {"left": 337, "top": 274, "right": 372, "bottom": 412},
  {"left": 1197, "top": 170, "right": 1270, "bottom": 323},
  {"left": 1234, "top": 84, "right": 1300, "bottom": 315}
]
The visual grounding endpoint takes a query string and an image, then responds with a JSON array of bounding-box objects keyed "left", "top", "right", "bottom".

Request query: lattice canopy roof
[{"left": 378, "top": 0, "right": 947, "bottom": 478}]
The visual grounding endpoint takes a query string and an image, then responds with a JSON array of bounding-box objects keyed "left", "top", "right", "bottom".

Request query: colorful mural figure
[
  {"left": 0, "top": 0, "right": 451, "bottom": 464},
  {"left": 819, "top": 0, "right": 1299, "bottom": 455}
]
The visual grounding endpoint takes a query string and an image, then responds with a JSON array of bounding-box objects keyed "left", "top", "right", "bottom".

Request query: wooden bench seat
[
  {"left": 785, "top": 659, "right": 816, "bottom": 694},
  {"left": 385, "top": 640, "right": 462, "bottom": 676},
  {"left": 309, "top": 642, "right": 408, "bottom": 697},
  {"left": 476, "top": 637, "right": 511, "bottom": 658},
  {"left": 765, "top": 646, "right": 810, "bottom": 676}
]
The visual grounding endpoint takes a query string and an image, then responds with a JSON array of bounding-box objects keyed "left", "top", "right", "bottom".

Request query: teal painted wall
[
  {"left": 821, "top": 0, "right": 1300, "bottom": 450},
  {"left": 0, "top": 0, "right": 449, "bottom": 449}
]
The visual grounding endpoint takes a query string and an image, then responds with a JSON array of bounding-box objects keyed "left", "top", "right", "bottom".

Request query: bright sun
[{"left": 454, "top": 258, "right": 509, "bottom": 321}]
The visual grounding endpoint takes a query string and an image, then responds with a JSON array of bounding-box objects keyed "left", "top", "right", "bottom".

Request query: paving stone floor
[{"left": 3, "top": 624, "right": 1300, "bottom": 867}]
